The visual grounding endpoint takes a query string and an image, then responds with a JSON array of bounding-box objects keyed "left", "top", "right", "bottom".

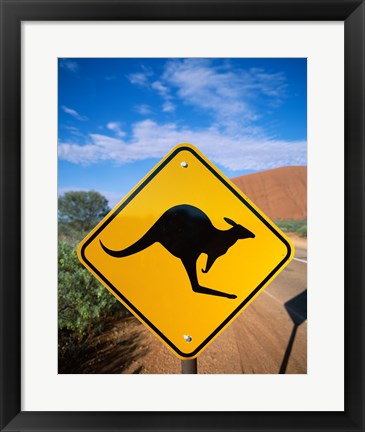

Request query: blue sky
[{"left": 58, "top": 58, "right": 307, "bottom": 207}]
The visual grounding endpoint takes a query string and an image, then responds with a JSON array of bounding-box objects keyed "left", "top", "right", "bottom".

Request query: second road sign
[{"left": 78, "top": 143, "right": 294, "bottom": 359}]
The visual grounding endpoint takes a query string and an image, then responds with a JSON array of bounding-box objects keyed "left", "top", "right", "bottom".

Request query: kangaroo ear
[{"left": 224, "top": 217, "right": 237, "bottom": 227}]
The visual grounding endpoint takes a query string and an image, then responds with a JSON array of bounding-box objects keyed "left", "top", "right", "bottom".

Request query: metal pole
[{"left": 181, "top": 358, "right": 198, "bottom": 374}]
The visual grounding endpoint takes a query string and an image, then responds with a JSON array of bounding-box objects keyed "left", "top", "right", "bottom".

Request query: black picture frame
[{"left": 0, "top": 1, "right": 364, "bottom": 431}]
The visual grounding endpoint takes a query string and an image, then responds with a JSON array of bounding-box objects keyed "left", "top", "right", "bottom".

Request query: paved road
[
  {"left": 123, "top": 239, "right": 307, "bottom": 374},
  {"left": 197, "top": 249, "right": 306, "bottom": 374}
]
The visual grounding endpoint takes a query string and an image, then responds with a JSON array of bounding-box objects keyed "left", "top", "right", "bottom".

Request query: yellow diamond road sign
[{"left": 78, "top": 143, "right": 294, "bottom": 359}]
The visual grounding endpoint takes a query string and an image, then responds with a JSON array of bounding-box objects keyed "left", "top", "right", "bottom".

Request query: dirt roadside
[{"left": 288, "top": 233, "right": 307, "bottom": 250}]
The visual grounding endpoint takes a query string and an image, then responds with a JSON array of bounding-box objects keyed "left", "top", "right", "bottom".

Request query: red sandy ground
[{"left": 231, "top": 166, "right": 307, "bottom": 220}]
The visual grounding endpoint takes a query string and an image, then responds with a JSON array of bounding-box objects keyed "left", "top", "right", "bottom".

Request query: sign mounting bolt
[
  {"left": 181, "top": 161, "right": 188, "bottom": 168},
  {"left": 184, "top": 335, "right": 192, "bottom": 342}
]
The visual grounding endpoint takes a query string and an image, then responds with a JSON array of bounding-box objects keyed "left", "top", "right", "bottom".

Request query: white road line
[
  {"left": 263, "top": 289, "right": 282, "bottom": 305},
  {"left": 293, "top": 257, "right": 307, "bottom": 264}
]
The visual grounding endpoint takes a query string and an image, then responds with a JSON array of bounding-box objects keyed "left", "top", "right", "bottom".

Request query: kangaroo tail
[{"left": 99, "top": 227, "right": 155, "bottom": 258}]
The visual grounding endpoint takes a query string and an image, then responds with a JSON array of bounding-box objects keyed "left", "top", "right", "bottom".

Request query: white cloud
[
  {"left": 127, "top": 66, "right": 153, "bottom": 87},
  {"left": 62, "top": 125, "right": 83, "bottom": 137},
  {"left": 161, "top": 59, "right": 287, "bottom": 128},
  {"left": 59, "top": 59, "right": 79, "bottom": 73},
  {"left": 128, "top": 68, "right": 177, "bottom": 115},
  {"left": 106, "top": 121, "right": 126, "bottom": 137},
  {"left": 64, "top": 125, "right": 79, "bottom": 131},
  {"left": 59, "top": 119, "right": 306, "bottom": 171},
  {"left": 151, "top": 80, "right": 176, "bottom": 114},
  {"left": 62, "top": 105, "right": 88, "bottom": 121},
  {"left": 128, "top": 59, "right": 289, "bottom": 129},
  {"left": 162, "top": 101, "right": 176, "bottom": 113},
  {"left": 127, "top": 68, "right": 153, "bottom": 87},
  {"left": 61, "top": 61, "right": 305, "bottom": 173},
  {"left": 151, "top": 80, "right": 170, "bottom": 98},
  {"left": 128, "top": 72, "right": 149, "bottom": 86},
  {"left": 134, "top": 104, "right": 153, "bottom": 115}
]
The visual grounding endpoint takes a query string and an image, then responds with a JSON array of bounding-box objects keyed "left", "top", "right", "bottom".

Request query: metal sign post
[{"left": 181, "top": 358, "right": 198, "bottom": 374}]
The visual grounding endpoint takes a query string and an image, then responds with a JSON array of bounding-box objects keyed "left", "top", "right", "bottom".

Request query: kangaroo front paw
[{"left": 227, "top": 293, "right": 237, "bottom": 299}]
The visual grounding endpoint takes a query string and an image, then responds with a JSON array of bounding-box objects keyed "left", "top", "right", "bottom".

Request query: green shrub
[
  {"left": 58, "top": 191, "right": 110, "bottom": 233},
  {"left": 58, "top": 222, "right": 89, "bottom": 244},
  {"left": 58, "top": 240, "right": 127, "bottom": 342},
  {"left": 296, "top": 225, "right": 307, "bottom": 237},
  {"left": 275, "top": 219, "right": 307, "bottom": 238}
]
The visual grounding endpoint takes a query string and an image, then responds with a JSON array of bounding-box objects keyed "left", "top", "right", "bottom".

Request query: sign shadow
[{"left": 279, "top": 289, "right": 307, "bottom": 374}]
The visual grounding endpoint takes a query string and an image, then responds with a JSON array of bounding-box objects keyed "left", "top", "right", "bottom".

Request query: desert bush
[
  {"left": 275, "top": 219, "right": 307, "bottom": 238},
  {"left": 58, "top": 222, "right": 89, "bottom": 244},
  {"left": 296, "top": 225, "right": 307, "bottom": 237},
  {"left": 58, "top": 190, "right": 110, "bottom": 233},
  {"left": 58, "top": 241, "right": 128, "bottom": 359}
]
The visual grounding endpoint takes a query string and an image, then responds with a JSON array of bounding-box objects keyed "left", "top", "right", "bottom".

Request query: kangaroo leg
[
  {"left": 182, "top": 258, "right": 237, "bottom": 299},
  {"left": 201, "top": 254, "right": 217, "bottom": 274}
]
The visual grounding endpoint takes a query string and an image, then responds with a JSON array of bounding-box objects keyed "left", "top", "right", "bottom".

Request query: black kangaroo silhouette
[{"left": 100, "top": 204, "right": 255, "bottom": 299}]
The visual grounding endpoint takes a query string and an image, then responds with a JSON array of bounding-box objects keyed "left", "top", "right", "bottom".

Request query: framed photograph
[
  {"left": 1, "top": 0, "right": 364, "bottom": 431},
  {"left": 58, "top": 57, "right": 307, "bottom": 372}
]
